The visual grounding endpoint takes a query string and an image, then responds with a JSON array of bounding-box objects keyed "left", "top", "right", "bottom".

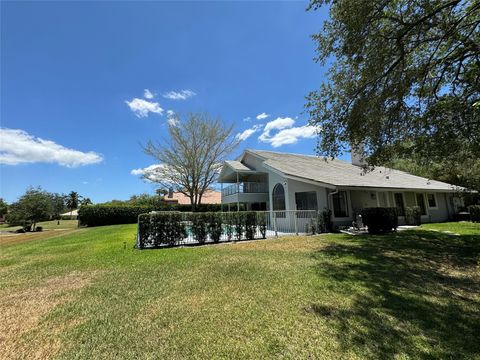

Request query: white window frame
[
  {"left": 393, "top": 192, "right": 407, "bottom": 217},
  {"left": 426, "top": 193, "right": 438, "bottom": 209},
  {"left": 376, "top": 191, "right": 390, "bottom": 207},
  {"left": 414, "top": 192, "right": 429, "bottom": 217},
  {"left": 331, "top": 190, "right": 351, "bottom": 219}
]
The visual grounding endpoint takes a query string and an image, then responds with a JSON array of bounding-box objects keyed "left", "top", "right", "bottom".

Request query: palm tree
[
  {"left": 66, "top": 191, "right": 80, "bottom": 218},
  {"left": 80, "top": 198, "right": 92, "bottom": 206}
]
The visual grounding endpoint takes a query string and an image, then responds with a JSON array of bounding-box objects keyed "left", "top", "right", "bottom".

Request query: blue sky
[{"left": 1, "top": 1, "right": 342, "bottom": 203}]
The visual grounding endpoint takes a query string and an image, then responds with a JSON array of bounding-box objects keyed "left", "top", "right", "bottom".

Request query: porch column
[
  {"left": 236, "top": 172, "right": 240, "bottom": 212},
  {"left": 220, "top": 182, "right": 223, "bottom": 212}
]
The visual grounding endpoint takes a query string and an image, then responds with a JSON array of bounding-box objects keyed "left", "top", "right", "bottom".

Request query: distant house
[
  {"left": 60, "top": 209, "right": 78, "bottom": 219},
  {"left": 163, "top": 189, "right": 221, "bottom": 205},
  {"left": 219, "top": 149, "right": 466, "bottom": 225}
]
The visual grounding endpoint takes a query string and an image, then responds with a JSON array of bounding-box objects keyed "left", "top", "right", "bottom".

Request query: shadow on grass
[{"left": 310, "top": 230, "right": 480, "bottom": 359}]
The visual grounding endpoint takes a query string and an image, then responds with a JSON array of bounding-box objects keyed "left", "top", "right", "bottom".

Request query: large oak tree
[{"left": 306, "top": 0, "right": 479, "bottom": 173}]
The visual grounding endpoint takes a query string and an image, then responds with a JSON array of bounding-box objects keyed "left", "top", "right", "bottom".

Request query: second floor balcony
[{"left": 222, "top": 182, "right": 268, "bottom": 197}]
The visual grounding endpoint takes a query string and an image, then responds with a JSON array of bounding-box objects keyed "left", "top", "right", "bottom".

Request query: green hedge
[
  {"left": 361, "top": 207, "right": 398, "bottom": 234},
  {"left": 405, "top": 206, "right": 422, "bottom": 226},
  {"left": 137, "top": 211, "right": 268, "bottom": 248},
  {"left": 468, "top": 205, "right": 480, "bottom": 222},
  {"left": 79, "top": 203, "right": 223, "bottom": 227}
]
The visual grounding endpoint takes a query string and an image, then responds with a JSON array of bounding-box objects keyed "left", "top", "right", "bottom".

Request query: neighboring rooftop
[
  {"left": 246, "top": 150, "right": 461, "bottom": 192},
  {"left": 163, "top": 190, "right": 221, "bottom": 205}
]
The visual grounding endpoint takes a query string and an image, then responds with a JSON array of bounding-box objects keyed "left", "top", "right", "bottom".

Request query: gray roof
[
  {"left": 247, "top": 150, "right": 461, "bottom": 192},
  {"left": 224, "top": 160, "right": 254, "bottom": 172}
]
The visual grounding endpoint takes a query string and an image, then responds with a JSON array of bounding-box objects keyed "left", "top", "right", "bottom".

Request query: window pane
[
  {"left": 295, "top": 192, "right": 318, "bottom": 211},
  {"left": 427, "top": 194, "right": 437, "bottom": 207},
  {"left": 394, "top": 193, "right": 405, "bottom": 216},
  {"left": 272, "top": 183, "right": 286, "bottom": 217},
  {"left": 416, "top": 193, "right": 427, "bottom": 215},
  {"left": 332, "top": 191, "right": 348, "bottom": 217}
]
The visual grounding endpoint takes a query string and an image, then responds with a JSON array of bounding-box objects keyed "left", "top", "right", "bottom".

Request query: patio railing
[{"left": 222, "top": 182, "right": 268, "bottom": 196}]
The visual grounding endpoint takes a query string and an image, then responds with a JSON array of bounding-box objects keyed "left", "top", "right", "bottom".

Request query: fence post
[
  {"left": 294, "top": 211, "right": 298, "bottom": 235},
  {"left": 273, "top": 211, "right": 278, "bottom": 237}
]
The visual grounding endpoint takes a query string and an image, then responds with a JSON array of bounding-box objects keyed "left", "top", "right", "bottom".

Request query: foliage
[
  {"left": 191, "top": 213, "right": 208, "bottom": 244},
  {"left": 317, "top": 208, "right": 333, "bottom": 233},
  {"left": 361, "top": 207, "right": 398, "bottom": 234},
  {"left": 138, "top": 212, "right": 186, "bottom": 248},
  {"left": 405, "top": 206, "right": 422, "bottom": 226},
  {"left": 66, "top": 191, "right": 80, "bottom": 213},
  {"left": 80, "top": 197, "right": 93, "bottom": 206},
  {"left": 468, "top": 205, "right": 480, "bottom": 222},
  {"left": 207, "top": 212, "right": 223, "bottom": 243},
  {"left": 223, "top": 212, "right": 235, "bottom": 240},
  {"left": 306, "top": 0, "right": 480, "bottom": 166},
  {"left": 0, "top": 198, "right": 8, "bottom": 217},
  {"left": 79, "top": 204, "right": 222, "bottom": 227},
  {"left": 244, "top": 212, "right": 257, "bottom": 240},
  {"left": 50, "top": 193, "right": 67, "bottom": 219},
  {"left": 6, "top": 187, "right": 53, "bottom": 230},
  {"left": 142, "top": 113, "right": 238, "bottom": 210},
  {"left": 258, "top": 212, "right": 267, "bottom": 239},
  {"left": 234, "top": 212, "right": 244, "bottom": 240}
]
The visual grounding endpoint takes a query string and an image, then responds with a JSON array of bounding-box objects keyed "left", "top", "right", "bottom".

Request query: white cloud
[
  {"left": 166, "top": 110, "right": 179, "bottom": 126},
  {"left": 130, "top": 164, "right": 162, "bottom": 176},
  {"left": 258, "top": 117, "right": 295, "bottom": 141},
  {"left": 257, "top": 117, "right": 318, "bottom": 147},
  {"left": 243, "top": 117, "right": 251, "bottom": 122},
  {"left": 131, "top": 164, "right": 177, "bottom": 183},
  {"left": 256, "top": 112, "right": 269, "bottom": 120},
  {"left": 143, "top": 89, "right": 154, "bottom": 99},
  {"left": 163, "top": 89, "right": 196, "bottom": 100},
  {"left": 236, "top": 125, "right": 261, "bottom": 141},
  {"left": 125, "top": 98, "right": 163, "bottom": 118},
  {"left": 0, "top": 128, "right": 103, "bottom": 167},
  {"left": 264, "top": 125, "right": 317, "bottom": 147}
]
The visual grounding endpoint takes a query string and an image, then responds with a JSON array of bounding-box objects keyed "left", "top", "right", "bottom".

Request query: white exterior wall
[{"left": 285, "top": 178, "right": 329, "bottom": 210}]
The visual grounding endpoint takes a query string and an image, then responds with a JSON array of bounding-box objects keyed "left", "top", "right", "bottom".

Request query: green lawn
[
  {"left": 1, "top": 222, "right": 479, "bottom": 359},
  {"left": 0, "top": 219, "right": 79, "bottom": 231}
]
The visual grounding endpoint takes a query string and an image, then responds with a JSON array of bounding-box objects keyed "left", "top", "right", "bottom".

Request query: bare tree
[{"left": 142, "top": 113, "right": 239, "bottom": 210}]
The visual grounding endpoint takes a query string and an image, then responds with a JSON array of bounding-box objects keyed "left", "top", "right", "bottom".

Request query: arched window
[{"left": 272, "top": 183, "right": 286, "bottom": 211}]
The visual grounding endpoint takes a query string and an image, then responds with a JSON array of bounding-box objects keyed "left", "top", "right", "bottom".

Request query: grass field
[{"left": 1, "top": 222, "right": 479, "bottom": 359}]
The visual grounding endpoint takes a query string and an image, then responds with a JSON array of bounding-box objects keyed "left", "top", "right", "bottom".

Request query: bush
[
  {"left": 244, "top": 212, "right": 257, "bottom": 240},
  {"left": 191, "top": 213, "right": 208, "bottom": 244},
  {"left": 405, "top": 206, "right": 422, "bottom": 225},
  {"left": 223, "top": 212, "right": 235, "bottom": 241},
  {"left": 317, "top": 208, "right": 333, "bottom": 233},
  {"left": 258, "top": 212, "right": 267, "bottom": 239},
  {"left": 79, "top": 204, "right": 223, "bottom": 227},
  {"left": 361, "top": 207, "right": 398, "bottom": 234},
  {"left": 207, "top": 212, "right": 223, "bottom": 243},
  {"left": 35, "top": 226, "right": 43, "bottom": 232},
  {"left": 468, "top": 205, "right": 480, "bottom": 222},
  {"left": 138, "top": 212, "right": 186, "bottom": 248}
]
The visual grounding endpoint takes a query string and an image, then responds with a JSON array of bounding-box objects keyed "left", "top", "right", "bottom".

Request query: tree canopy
[
  {"left": 306, "top": 0, "right": 480, "bottom": 167},
  {"left": 142, "top": 113, "right": 238, "bottom": 210}
]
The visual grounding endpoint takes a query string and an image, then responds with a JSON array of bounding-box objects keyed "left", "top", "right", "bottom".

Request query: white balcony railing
[{"left": 222, "top": 182, "right": 268, "bottom": 196}]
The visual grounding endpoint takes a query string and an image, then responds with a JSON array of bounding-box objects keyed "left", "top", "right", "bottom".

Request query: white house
[{"left": 219, "top": 149, "right": 465, "bottom": 225}]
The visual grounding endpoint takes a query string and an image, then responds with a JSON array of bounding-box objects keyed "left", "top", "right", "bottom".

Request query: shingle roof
[
  {"left": 225, "top": 160, "right": 254, "bottom": 172},
  {"left": 247, "top": 150, "right": 461, "bottom": 192}
]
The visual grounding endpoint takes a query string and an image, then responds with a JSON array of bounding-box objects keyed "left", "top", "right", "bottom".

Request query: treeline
[{"left": 2, "top": 187, "right": 90, "bottom": 231}]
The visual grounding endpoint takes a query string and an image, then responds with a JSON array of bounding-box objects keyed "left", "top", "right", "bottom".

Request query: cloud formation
[
  {"left": 256, "top": 112, "right": 269, "bottom": 120},
  {"left": 143, "top": 89, "right": 154, "bottom": 99},
  {"left": 236, "top": 125, "right": 261, "bottom": 141},
  {"left": 0, "top": 128, "right": 103, "bottom": 167},
  {"left": 163, "top": 89, "right": 196, "bottom": 100},
  {"left": 258, "top": 117, "right": 318, "bottom": 147},
  {"left": 166, "top": 110, "right": 179, "bottom": 126},
  {"left": 125, "top": 98, "right": 164, "bottom": 118}
]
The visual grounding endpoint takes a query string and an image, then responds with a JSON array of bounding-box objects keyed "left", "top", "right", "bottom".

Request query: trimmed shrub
[
  {"left": 244, "top": 212, "right": 257, "bottom": 240},
  {"left": 405, "top": 206, "right": 422, "bottom": 225},
  {"left": 258, "top": 212, "right": 267, "bottom": 239},
  {"left": 207, "top": 212, "right": 223, "bottom": 243},
  {"left": 468, "top": 205, "right": 480, "bottom": 222},
  {"left": 361, "top": 207, "right": 398, "bottom": 234},
  {"left": 234, "top": 213, "right": 244, "bottom": 241},
  {"left": 223, "top": 212, "right": 235, "bottom": 241},
  {"left": 191, "top": 213, "right": 208, "bottom": 244},
  {"left": 35, "top": 226, "right": 43, "bottom": 232},
  {"left": 138, "top": 212, "right": 186, "bottom": 248},
  {"left": 79, "top": 203, "right": 223, "bottom": 227},
  {"left": 317, "top": 208, "right": 333, "bottom": 233}
]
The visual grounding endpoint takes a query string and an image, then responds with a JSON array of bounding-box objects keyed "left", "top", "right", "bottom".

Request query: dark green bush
[
  {"left": 223, "top": 212, "right": 235, "bottom": 240},
  {"left": 361, "top": 207, "right": 398, "bottom": 234},
  {"left": 244, "top": 212, "right": 257, "bottom": 240},
  {"left": 317, "top": 208, "right": 333, "bottom": 233},
  {"left": 191, "top": 213, "right": 208, "bottom": 244},
  {"left": 79, "top": 203, "right": 223, "bottom": 227},
  {"left": 468, "top": 205, "right": 480, "bottom": 222},
  {"left": 35, "top": 226, "right": 43, "bottom": 232},
  {"left": 258, "top": 212, "right": 267, "bottom": 239},
  {"left": 138, "top": 212, "right": 186, "bottom": 248},
  {"left": 207, "top": 212, "right": 223, "bottom": 243},
  {"left": 405, "top": 206, "right": 422, "bottom": 225},
  {"left": 234, "top": 213, "right": 244, "bottom": 240}
]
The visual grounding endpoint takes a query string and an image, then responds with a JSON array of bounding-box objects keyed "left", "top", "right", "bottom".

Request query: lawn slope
[{"left": 1, "top": 223, "right": 479, "bottom": 359}]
